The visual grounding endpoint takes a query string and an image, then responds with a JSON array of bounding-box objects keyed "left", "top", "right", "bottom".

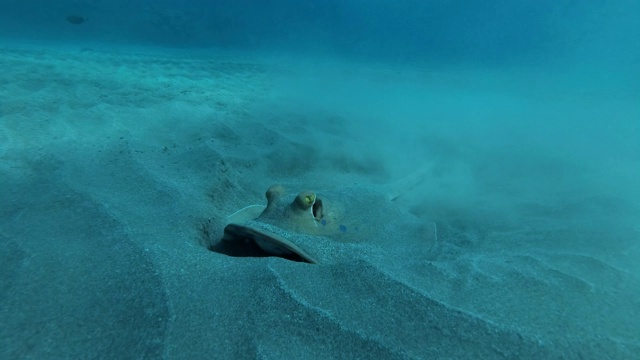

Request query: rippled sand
[{"left": 1, "top": 45, "right": 638, "bottom": 359}]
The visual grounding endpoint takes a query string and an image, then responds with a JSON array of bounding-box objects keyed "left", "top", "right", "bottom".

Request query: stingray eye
[
  {"left": 305, "top": 194, "right": 316, "bottom": 205},
  {"left": 294, "top": 191, "right": 317, "bottom": 210}
]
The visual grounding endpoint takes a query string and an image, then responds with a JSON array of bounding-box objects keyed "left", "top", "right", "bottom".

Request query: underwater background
[
  {"left": 1, "top": 1, "right": 639, "bottom": 65},
  {"left": 1, "top": 1, "right": 639, "bottom": 359}
]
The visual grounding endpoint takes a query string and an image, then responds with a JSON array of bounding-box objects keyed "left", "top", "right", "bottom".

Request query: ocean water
[{"left": 1, "top": 1, "right": 639, "bottom": 359}]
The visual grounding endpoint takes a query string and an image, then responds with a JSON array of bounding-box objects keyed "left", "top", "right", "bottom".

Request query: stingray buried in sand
[{"left": 215, "top": 184, "right": 438, "bottom": 265}]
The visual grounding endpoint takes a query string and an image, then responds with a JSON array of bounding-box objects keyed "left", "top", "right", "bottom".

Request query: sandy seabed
[{"left": 1, "top": 44, "right": 639, "bottom": 359}]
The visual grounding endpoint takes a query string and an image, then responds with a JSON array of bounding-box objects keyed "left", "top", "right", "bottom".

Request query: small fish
[{"left": 66, "top": 15, "right": 86, "bottom": 25}]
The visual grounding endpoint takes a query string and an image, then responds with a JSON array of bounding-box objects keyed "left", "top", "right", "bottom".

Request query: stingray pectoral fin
[
  {"left": 224, "top": 223, "right": 319, "bottom": 264},
  {"left": 225, "top": 205, "right": 266, "bottom": 225}
]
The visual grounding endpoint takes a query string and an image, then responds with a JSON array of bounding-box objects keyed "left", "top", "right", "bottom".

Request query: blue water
[
  {"left": 1, "top": 1, "right": 639, "bottom": 359},
  {"left": 0, "top": 1, "right": 637, "bottom": 66}
]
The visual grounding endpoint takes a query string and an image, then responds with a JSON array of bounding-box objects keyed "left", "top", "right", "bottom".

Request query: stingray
[{"left": 219, "top": 172, "right": 437, "bottom": 265}]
